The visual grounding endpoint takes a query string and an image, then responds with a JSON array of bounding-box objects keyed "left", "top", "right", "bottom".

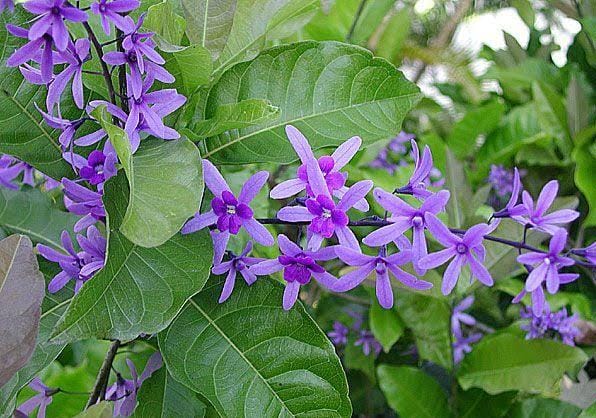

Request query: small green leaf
[
  {"left": 457, "top": 333, "right": 588, "bottom": 396},
  {"left": 566, "top": 73, "right": 592, "bottom": 139},
  {"left": 145, "top": 0, "right": 186, "bottom": 46},
  {"left": 350, "top": 0, "right": 395, "bottom": 44},
  {"left": 511, "top": 0, "right": 535, "bottom": 27},
  {"left": 165, "top": 45, "right": 212, "bottom": 96},
  {"left": 369, "top": 300, "right": 404, "bottom": 353},
  {"left": 444, "top": 150, "right": 472, "bottom": 229},
  {"left": 159, "top": 276, "right": 352, "bottom": 417},
  {"left": 532, "top": 81, "right": 571, "bottom": 150},
  {"left": 508, "top": 398, "right": 581, "bottom": 418},
  {"left": 377, "top": 365, "right": 451, "bottom": 418},
  {"left": 375, "top": 9, "right": 411, "bottom": 63},
  {"left": 573, "top": 129, "right": 596, "bottom": 227}
]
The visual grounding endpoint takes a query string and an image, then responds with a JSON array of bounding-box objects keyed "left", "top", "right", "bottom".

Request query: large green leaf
[
  {"left": 573, "top": 129, "right": 596, "bottom": 227},
  {"left": 94, "top": 109, "right": 203, "bottom": 248},
  {"left": 0, "top": 188, "right": 79, "bottom": 250},
  {"left": 369, "top": 299, "right": 404, "bottom": 353},
  {"left": 396, "top": 292, "right": 452, "bottom": 369},
  {"left": 165, "top": 45, "right": 212, "bottom": 97},
  {"left": 456, "top": 388, "right": 516, "bottom": 418},
  {"left": 508, "top": 398, "right": 581, "bottom": 418},
  {"left": 50, "top": 173, "right": 213, "bottom": 343},
  {"left": 303, "top": 0, "right": 359, "bottom": 41},
  {"left": 159, "top": 276, "right": 352, "bottom": 417},
  {"left": 202, "top": 41, "right": 421, "bottom": 164},
  {"left": 377, "top": 365, "right": 451, "bottom": 418},
  {"left": 532, "top": 81, "right": 571, "bottom": 153},
  {"left": 457, "top": 333, "right": 588, "bottom": 396},
  {"left": 133, "top": 367, "right": 207, "bottom": 418},
  {"left": 0, "top": 10, "right": 79, "bottom": 180}
]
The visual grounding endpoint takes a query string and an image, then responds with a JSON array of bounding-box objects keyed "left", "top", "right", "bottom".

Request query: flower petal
[
  {"left": 441, "top": 255, "right": 464, "bottom": 295},
  {"left": 333, "top": 263, "right": 375, "bottom": 292},
  {"left": 282, "top": 280, "right": 301, "bottom": 310},
  {"left": 337, "top": 180, "right": 373, "bottom": 212},
  {"left": 534, "top": 180, "right": 558, "bottom": 217},
  {"left": 243, "top": 218, "right": 274, "bottom": 246},
  {"left": 331, "top": 136, "right": 361, "bottom": 169},
  {"left": 270, "top": 178, "right": 305, "bottom": 199},
  {"left": 362, "top": 219, "right": 411, "bottom": 247},
  {"left": 202, "top": 159, "right": 230, "bottom": 197}
]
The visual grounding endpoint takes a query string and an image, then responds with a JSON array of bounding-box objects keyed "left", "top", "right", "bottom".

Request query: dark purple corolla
[
  {"left": 270, "top": 125, "right": 369, "bottom": 211},
  {"left": 363, "top": 188, "right": 450, "bottom": 274},
  {"left": 62, "top": 179, "right": 106, "bottom": 231},
  {"left": 211, "top": 241, "right": 264, "bottom": 303},
  {"left": 46, "top": 38, "right": 90, "bottom": 110},
  {"left": 14, "top": 378, "right": 56, "bottom": 418},
  {"left": 453, "top": 332, "right": 482, "bottom": 364},
  {"left": 334, "top": 245, "right": 432, "bottom": 309},
  {"left": 394, "top": 140, "right": 433, "bottom": 199},
  {"left": 512, "top": 180, "right": 579, "bottom": 234},
  {"left": 90, "top": 0, "right": 140, "bottom": 35},
  {"left": 419, "top": 214, "right": 498, "bottom": 295},
  {"left": 62, "top": 149, "right": 117, "bottom": 188},
  {"left": 182, "top": 160, "right": 274, "bottom": 261},
  {"left": 106, "top": 353, "right": 162, "bottom": 417},
  {"left": 249, "top": 234, "right": 337, "bottom": 310},
  {"left": 37, "top": 226, "right": 106, "bottom": 293}
]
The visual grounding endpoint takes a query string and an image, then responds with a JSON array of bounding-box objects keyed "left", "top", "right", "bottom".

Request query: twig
[
  {"left": 345, "top": 0, "right": 368, "bottom": 43},
  {"left": 82, "top": 22, "right": 117, "bottom": 107},
  {"left": 86, "top": 340, "right": 120, "bottom": 408}
]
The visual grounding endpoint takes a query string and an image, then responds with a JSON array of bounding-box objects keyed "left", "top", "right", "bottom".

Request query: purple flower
[
  {"left": 182, "top": 160, "right": 274, "bottom": 260},
  {"left": 36, "top": 105, "right": 87, "bottom": 149},
  {"left": 370, "top": 131, "right": 413, "bottom": 174},
  {"left": 451, "top": 296, "right": 477, "bottom": 338},
  {"left": 512, "top": 180, "right": 579, "bottom": 235},
  {"left": 211, "top": 241, "right": 264, "bottom": 303},
  {"left": 492, "top": 167, "right": 525, "bottom": 218},
  {"left": 394, "top": 140, "right": 434, "bottom": 199},
  {"left": 15, "top": 378, "right": 56, "bottom": 418},
  {"left": 1, "top": 0, "right": 14, "bottom": 13},
  {"left": 334, "top": 246, "right": 432, "bottom": 309},
  {"left": 363, "top": 188, "right": 450, "bottom": 274},
  {"left": 7, "top": 33, "right": 55, "bottom": 82},
  {"left": 0, "top": 155, "right": 35, "bottom": 189},
  {"left": 328, "top": 321, "right": 349, "bottom": 346},
  {"left": 249, "top": 234, "right": 338, "bottom": 310},
  {"left": 270, "top": 125, "right": 369, "bottom": 212},
  {"left": 453, "top": 332, "right": 482, "bottom": 364},
  {"left": 23, "top": 0, "right": 88, "bottom": 51},
  {"left": 571, "top": 242, "right": 596, "bottom": 265},
  {"left": 37, "top": 226, "right": 106, "bottom": 293},
  {"left": 62, "top": 179, "right": 105, "bottom": 231},
  {"left": 46, "top": 39, "right": 90, "bottom": 110},
  {"left": 520, "top": 306, "right": 579, "bottom": 346},
  {"left": 62, "top": 149, "right": 117, "bottom": 188},
  {"left": 419, "top": 215, "right": 498, "bottom": 295},
  {"left": 517, "top": 229, "right": 578, "bottom": 295},
  {"left": 90, "top": 0, "right": 140, "bottom": 35},
  {"left": 106, "top": 352, "right": 162, "bottom": 417},
  {"left": 355, "top": 330, "right": 382, "bottom": 357}
]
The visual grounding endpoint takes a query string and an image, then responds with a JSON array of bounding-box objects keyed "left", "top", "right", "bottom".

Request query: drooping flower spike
[
  {"left": 334, "top": 245, "right": 432, "bottom": 309},
  {"left": 182, "top": 160, "right": 274, "bottom": 261},
  {"left": 211, "top": 241, "right": 264, "bottom": 303},
  {"left": 249, "top": 234, "right": 338, "bottom": 310},
  {"left": 271, "top": 125, "right": 369, "bottom": 211},
  {"left": 363, "top": 188, "right": 450, "bottom": 274},
  {"left": 419, "top": 214, "right": 498, "bottom": 295},
  {"left": 394, "top": 139, "right": 433, "bottom": 199},
  {"left": 511, "top": 180, "right": 579, "bottom": 235},
  {"left": 14, "top": 378, "right": 56, "bottom": 418}
]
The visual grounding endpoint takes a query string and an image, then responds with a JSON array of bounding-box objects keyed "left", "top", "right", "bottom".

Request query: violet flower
[
  {"left": 14, "top": 378, "right": 56, "bottom": 418},
  {"left": 334, "top": 245, "right": 432, "bottom": 309},
  {"left": 520, "top": 306, "right": 579, "bottom": 346},
  {"left": 37, "top": 226, "right": 106, "bottom": 293},
  {"left": 451, "top": 295, "right": 477, "bottom": 338},
  {"left": 492, "top": 167, "right": 525, "bottom": 218},
  {"left": 512, "top": 180, "right": 579, "bottom": 234},
  {"left": 62, "top": 149, "right": 117, "bottom": 188},
  {"left": 277, "top": 175, "right": 372, "bottom": 251},
  {"left": 419, "top": 214, "right": 498, "bottom": 295},
  {"left": 181, "top": 160, "right": 274, "bottom": 260},
  {"left": 394, "top": 140, "right": 433, "bottom": 199},
  {"left": 363, "top": 188, "right": 450, "bottom": 274},
  {"left": 90, "top": 0, "right": 140, "bottom": 35},
  {"left": 453, "top": 332, "right": 482, "bottom": 364},
  {"left": 7, "top": 33, "right": 55, "bottom": 82},
  {"left": 46, "top": 39, "right": 90, "bottom": 110},
  {"left": 249, "top": 234, "right": 338, "bottom": 310},
  {"left": 328, "top": 321, "right": 349, "bottom": 346},
  {"left": 24, "top": 0, "right": 88, "bottom": 51},
  {"left": 355, "top": 330, "right": 382, "bottom": 357},
  {"left": 106, "top": 352, "right": 162, "bottom": 417},
  {"left": 0, "top": 155, "right": 35, "bottom": 189},
  {"left": 270, "top": 125, "right": 369, "bottom": 212},
  {"left": 62, "top": 179, "right": 106, "bottom": 231},
  {"left": 211, "top": 241, "right": 264, "bottom": 303},
  {"left": 517, "top": 229, "right": 579, "bottom": 295},
  {"left": 1, "top": 0, "right": 14, "bottom": 13},
  {"left": 36, "top": 105, "right": 87, "bottom": 149},
  {"left": 571, "top": 242, "right": 596, "bottom": 265}
]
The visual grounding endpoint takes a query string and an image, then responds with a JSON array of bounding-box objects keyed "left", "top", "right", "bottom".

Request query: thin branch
[
  {"left": 86, "top": 340, "right": 120, "bottom": 408},
  {"left": 345, "top": 0, "right": 368, "bottom": 43},
  {"left": 82, "top": 22, "right": 117, "bottom": 107}
]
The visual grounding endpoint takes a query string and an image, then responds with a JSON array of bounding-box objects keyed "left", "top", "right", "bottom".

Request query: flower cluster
[
  {"left": 451, "top": 296, "right": 483, "bottom": 364},
  {"left": 520, "top": 306, "right": 579, "bottom": 346},
  {"left": 0, "top": 155, "right": 59, "bottom": 190},
  {"left": 328, "top": 310, "right": 382, "bottom": 357}
]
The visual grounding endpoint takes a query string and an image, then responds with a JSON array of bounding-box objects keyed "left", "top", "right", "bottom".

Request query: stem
[
  {"left": 115, "top": 29, "right": 129, "bottom": 114},
  {"left": 345, "top": 0, "right": 368, "bottom": 43},
  {"left": 86, "top": 340, "right": 120, "bottom": 408},
  {"left": 82, "top": 22, "right": 117, "bottom": 107}
]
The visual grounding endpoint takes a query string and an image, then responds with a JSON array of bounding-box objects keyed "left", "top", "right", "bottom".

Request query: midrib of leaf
[
  {"left": 187, "top": 299, "right": 294, "bottom": 417},
  {"left": 0, "top": 88, "right": 61, "bottom": 154},
  {"left": 0, "top": 235, "right": 22, "bottom": 296},
  {"left": 201, "top": 0, "right": 209, "bottom": 48},
  {"left": 213, "top": 0, "right": 318, "bottom": 75},
  {"left": 204, "top": 93, "right": 420, "bottom": 158}
]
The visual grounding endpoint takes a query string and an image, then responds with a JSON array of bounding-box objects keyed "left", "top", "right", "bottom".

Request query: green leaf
[
  {"left": 0, "top": 235, "right": 45, "bottom": 387},
  {"left": 573, "top": 130, "right": 596, "bottom": 227},
  {"left": 377, "top": 365, "right": 451, "bottom": 418},
  {"left": 457, "top": 333, "right": 588, "bottom": 396},
  {"left": 511, "top": 0, "right": 535, "bottom": 27},
  {"left": 74, "top": 402, "right": 113, "bottom": 418},
  {"left": 350, "top": 0, "right": 395, "bottom": 44},
  {"left": 444, "top": 150, "right": 472, "bottom": 228},
  {"left": 192, "top": 99, "right": 280, "bottom": 138},
  {"left": 446, "top": 101, "right": 505, "bottom": 158},
  {"left": 532, "top": 81, "right": 571, "bottom": 150},
  {"left": 202, "top": 41, "right": 421, "bottom": 164},
  {"left": 376, "top": 9, "right": 411, "bottom": 63},
  {"left": 566, "top": 73, "right": 592, "bottom": 139},
  {"left": 145, "top": 0, "right": 186, "bottom": 46},
  {"left": 504, "top": 32, "right": 527, "bottom": 64},
  {"left": 343, "top": 335, "right": 376, "bottom": 382},
  {"left": 456, "top": 388, "right": 516, "bottom": 418},
  {"left": 50, "top": 173, "right": 213, "bottom": 344},
  {"left": 396, "top": 292, "right": 452, "bottom": 369},
  {"left": 133, "top": 367, "right": 207, "bottom": 418},
  {"left": 0, "top": 187, "right": 79, "bottom": 249},
  {"left": 164, "top": 45, "right": 213, "bottom": 97},
  {"left": 303, "top": 0, "right": 359, "bottom": 41},
  {"left": 579, "top": 401, "right": 596, "bottom": 418},
  {"left": 159, "top": 276, "right": 352, "bottom": 417},
  {"left": 0, "top": 10, "right": 80, "bottom": 180},
  {"left": 94, "top": 108, "right": 203, "bottom": 248},
  {"left": 369, "top": 300, "right": 404, "bottom": 353},
  {"left": 508, "top": 398, "right": 582, "bottom": 418}
]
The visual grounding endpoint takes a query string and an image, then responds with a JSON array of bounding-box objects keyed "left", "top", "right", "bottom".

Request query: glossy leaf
[
  {"left": 456, "top": 388, "right": 516, "bottom": 418},
  {"left": 377, "top": 365, "right": 451, "bottom": 418},
  {"left": 145, "top": 0, "right": 186, "bottom": 46},
  {"left": 350, "top": 0, "right": 395, "bottom": 44},
  {"left": 202, "top": 41, "right": 421, "bottom": 164},
  {"left": 508, "top": 398, "right": 581, "bottom": 418},
  {"left": 164, "top": 45, "right": 212, "bottom": 97},
  {"left": 133, "top": 367, "right": 207, "bottom": 418},
  {"left": 159, "top": 276, "right": 352, "bottom": 417},
  {"left": 573, "top": 130, "right": 596, "bottom": 226},
  {"left": 50, "top": 173, "right": 213, "bottom": 344},
  {"left": 0, "top": 235, "right": 45, "bottom": 387},
  {"left": 457, "top": 333, "right": 588, "bottom": 396},
  {"left": 303, "top": 0, "right": 359, "bottom": 41},
  {"left": 566, "top": 73, "right": 591, "bottom": 139},
  {"left": 369, "top": 300, "right": 404, "bottom": 353}
]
